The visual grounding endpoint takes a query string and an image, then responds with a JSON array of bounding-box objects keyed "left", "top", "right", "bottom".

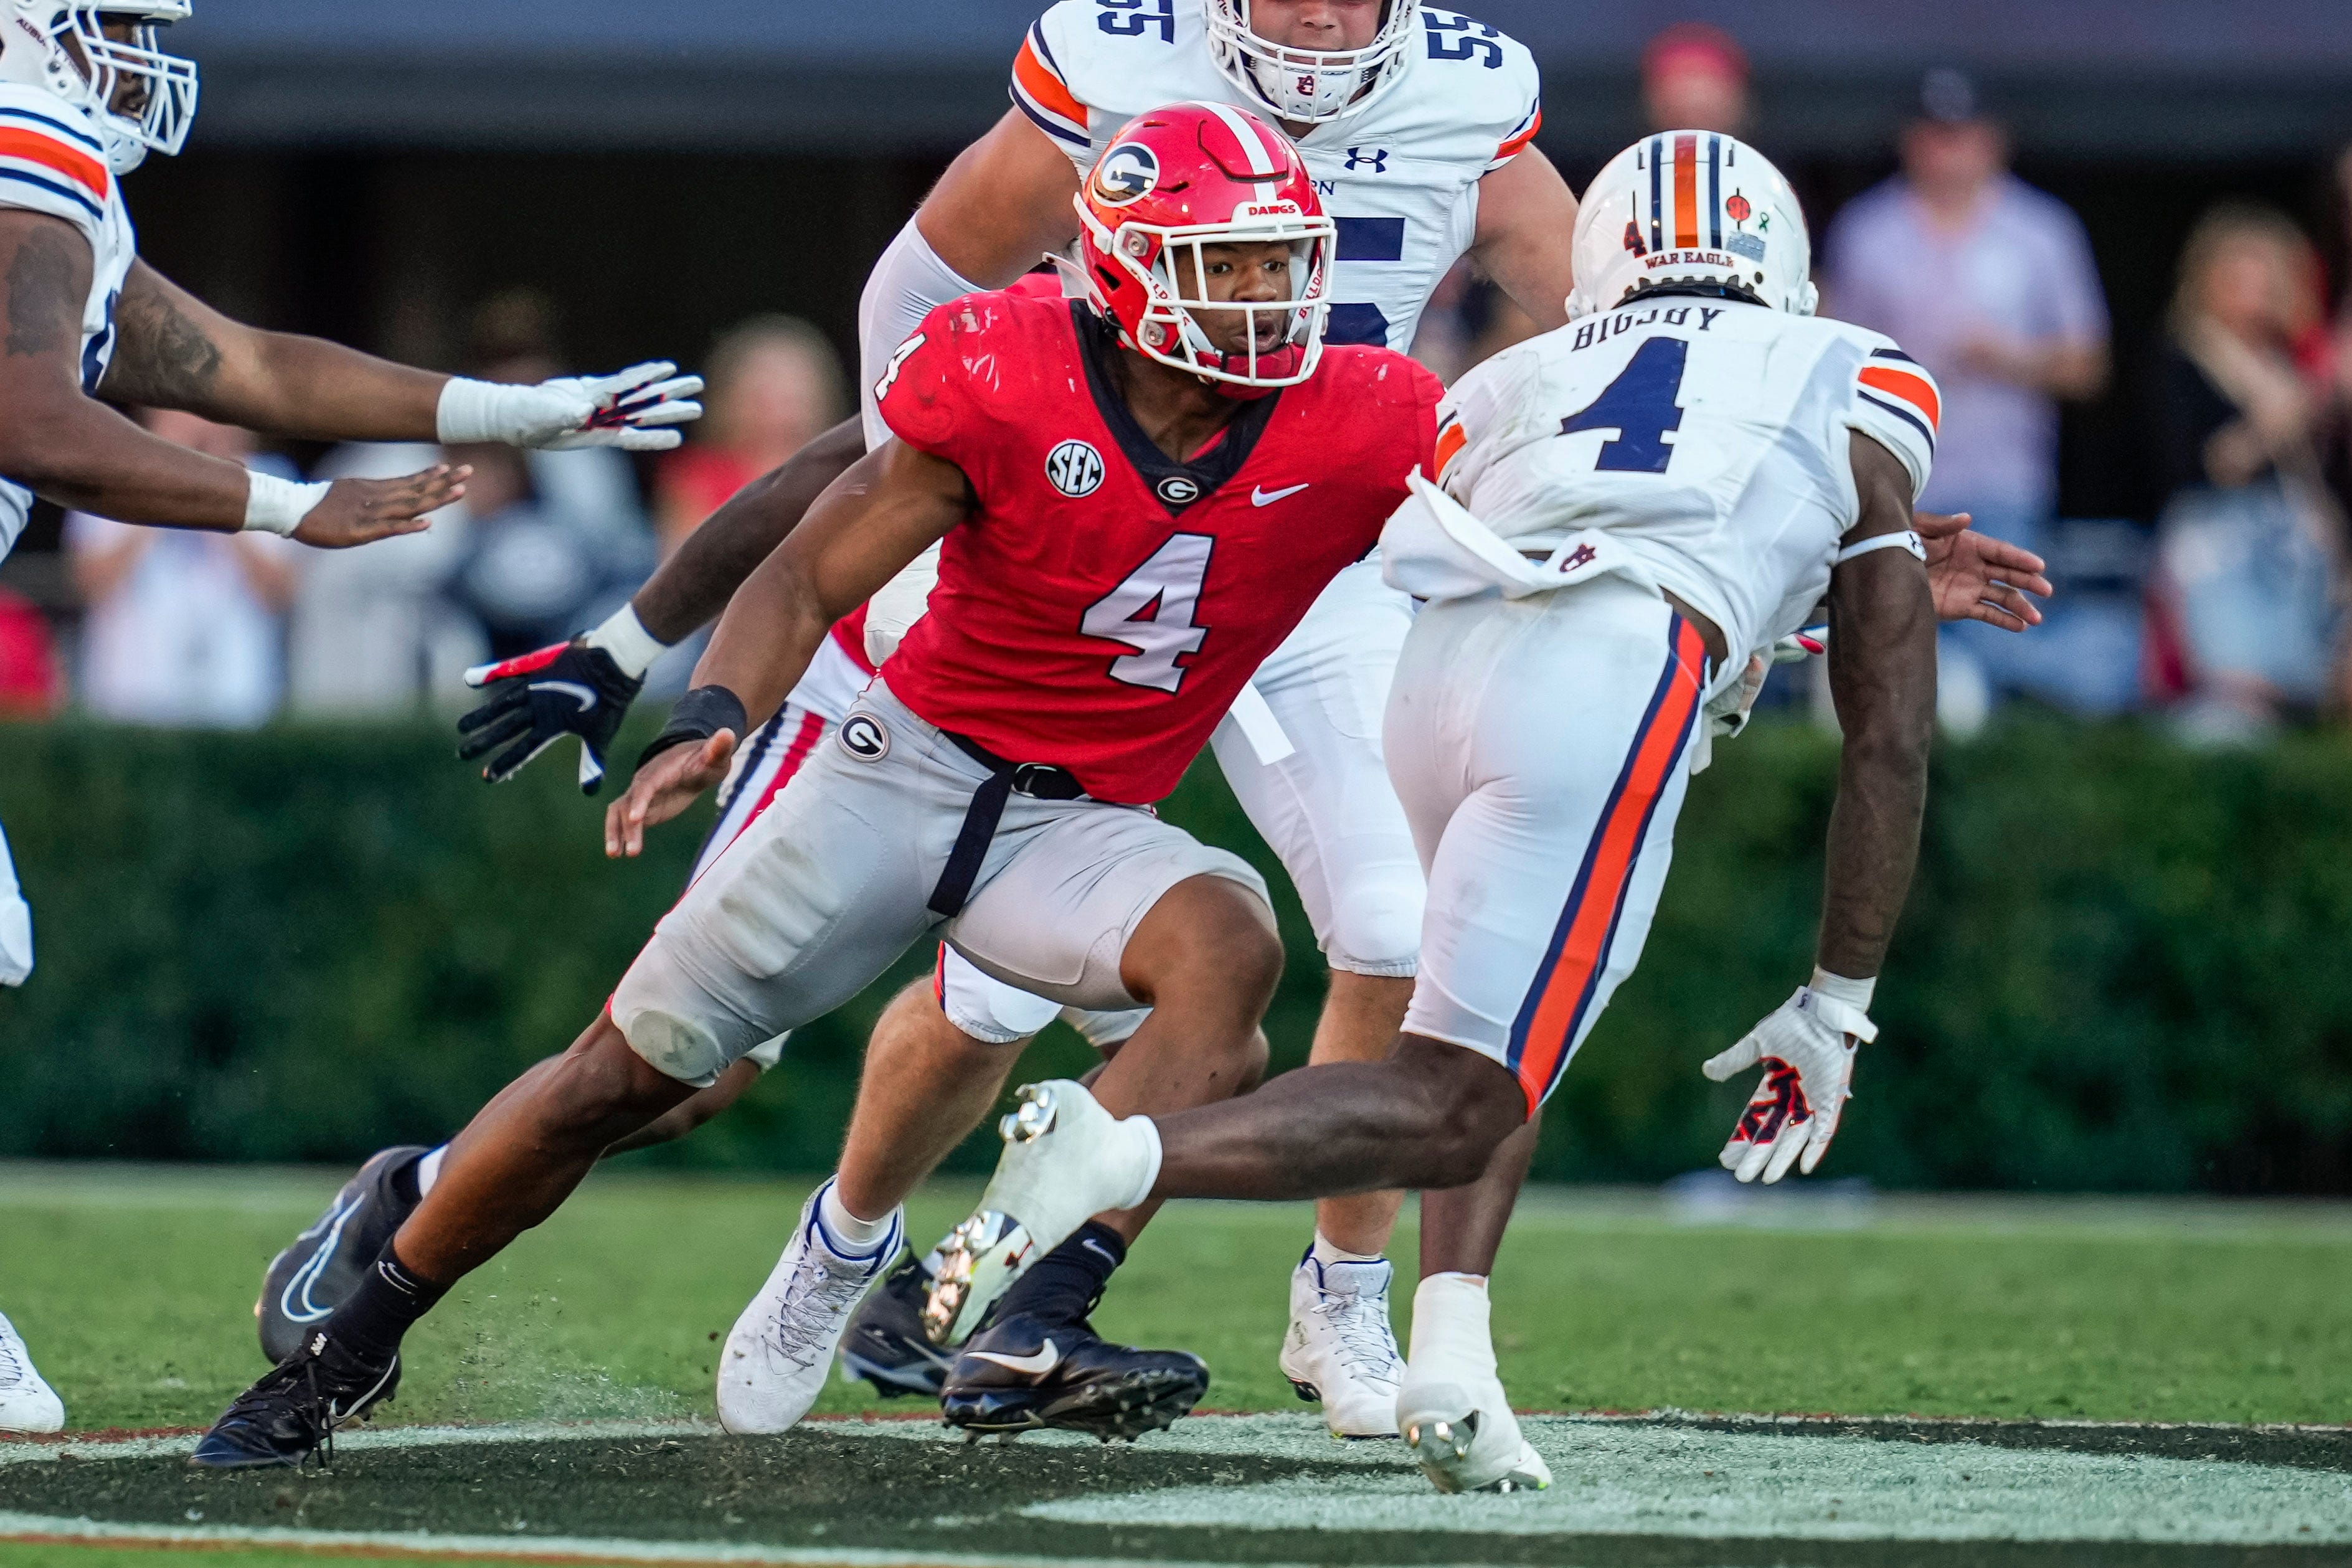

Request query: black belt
[{"left": 927, "top": 732, "right": 1086, "bottom": 918}]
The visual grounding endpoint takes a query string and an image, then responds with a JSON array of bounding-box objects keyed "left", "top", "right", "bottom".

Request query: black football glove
[{"left": 456, "top": 638, "right": 644, "bottom": 793}]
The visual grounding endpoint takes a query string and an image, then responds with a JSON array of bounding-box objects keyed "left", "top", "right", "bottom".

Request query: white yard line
[{"left": 0, "top": 1513, "right": 1298, "bottom": 1568}]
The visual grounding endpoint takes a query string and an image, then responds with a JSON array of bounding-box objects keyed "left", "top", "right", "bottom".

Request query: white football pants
[{"left": 1389, "top": 577, "right": 1711, "bottom": 1112}]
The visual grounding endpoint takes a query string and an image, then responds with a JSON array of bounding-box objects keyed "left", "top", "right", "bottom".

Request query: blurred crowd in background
[{"left": 2, "top": 24, "right": 2351, "bottom": 746}]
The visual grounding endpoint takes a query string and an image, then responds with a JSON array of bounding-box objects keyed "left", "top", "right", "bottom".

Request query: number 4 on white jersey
[{"left": 1082, "top": 533, "right": 1215, "bottom": 692}]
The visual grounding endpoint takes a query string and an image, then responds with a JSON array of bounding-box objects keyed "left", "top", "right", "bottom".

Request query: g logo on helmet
[
  {"left": 1045, "top": 439, "right": 1106, "bottom": 498},
  {"left": 839, "top": 714, "right": 890, "bottom": 762},
  {"left": 1092, "top": 143, "right": 1161, "bottom": 207}
]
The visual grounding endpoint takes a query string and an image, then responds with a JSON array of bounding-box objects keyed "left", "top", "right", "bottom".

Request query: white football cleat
[
  {"left": 0, "top": 1311, "right": 64, "bottom": 1433},
  {"left": 1279, "top": 1250, "right": 1402, "bottom": 1438},
  {"left": 925, "top": 1081, "right": 1158, "bottom": 1346},
  {"left": 1395, "top": 1273, "right": 1548, "bottom": 1495},
  {"left": 716, "top": 1182, "right": 903, "bottom": 1435}
]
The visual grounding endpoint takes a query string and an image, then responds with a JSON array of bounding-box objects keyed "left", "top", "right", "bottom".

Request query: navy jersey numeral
[
  {"left": 1424, "top": 12, "right": 1503, "bottom": 67},
  {"left": 80, "top": 286, "right": 118, "bottom": 395},
  {"left": 1559, "top": 337, "right": 1688, "bottom": 473},
  {"left": 1097, "top": 0, "right": 1174, "bottom": 41},
  {"left": 1324, "top": 303, "right": 1392, "bottom": 347}
]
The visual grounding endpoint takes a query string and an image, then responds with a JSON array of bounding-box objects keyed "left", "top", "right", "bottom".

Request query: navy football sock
[
  {"left": 324, "top": 1247, "right": 447, "bottom": 1363},
  {"left": 996, "top": 1220, "right": 1126, "bottom": 1326}
]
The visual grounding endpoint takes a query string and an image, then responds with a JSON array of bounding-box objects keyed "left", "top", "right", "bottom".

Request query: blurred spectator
[
  {"left": 442, "top": 437, "right": 653, "bottom": 662},
  {"left": 1824, "top": 68, "right": 2110, "bottom": 728},
  {"left": 655, "top": 315, "right": 846, "bottom": 557},
  {"left": 67, "top": 412, "right": 297, "bottom": 729},
  {"left": 1641, "top": 23, "right": 1750, "bottom": 137},
  {"left": 0, "top": 589, "right": 59, "bottom": 717},
  {"left": 2325, "top": 146, "right": 2352, "bottom": 517},
  {"left": 2151, "top": 204, "right": 2347, "bottom": 742},
  {"left": 292, "top": 291, "right": 653, "bottom": 715},
  {"left": 285, "top": 438, "right": 483, "bottom": 717}
]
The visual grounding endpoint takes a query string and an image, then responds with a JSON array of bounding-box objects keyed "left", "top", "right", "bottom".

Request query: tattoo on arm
[
  {"left": 4, "top": 227, "right": 83, "bottom": 358},
  {"left": 108, "top": 274, "right": 224, "bottom": 404}
]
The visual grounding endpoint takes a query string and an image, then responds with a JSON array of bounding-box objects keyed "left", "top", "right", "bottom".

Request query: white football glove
[
  {"left": 437, "top": 361, "right": 705, "bottom": 452},
  {"left": 1701, "top": 985, "right": 1876, "bottom": 1184}
]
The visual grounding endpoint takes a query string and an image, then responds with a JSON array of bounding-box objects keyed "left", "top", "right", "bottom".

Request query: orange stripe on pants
[{"left": 1510, "top": 618, "right": 1707, "bottom": 1109}]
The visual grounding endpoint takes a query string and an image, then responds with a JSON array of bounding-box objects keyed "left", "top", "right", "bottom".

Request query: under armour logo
[
  {"left": 1344, "top": 146, "right": 1389, "bottom": 173},
  {"left": 1557, "top": 544, "right": 1598, "bottom": 573}
]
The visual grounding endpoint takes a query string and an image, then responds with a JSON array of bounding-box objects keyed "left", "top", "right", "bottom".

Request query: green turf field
[
  {"left": 4, "top": 1161, "right": 2350, "bottom": 1433},
  {"left": 7, "top": 1164, "right": 2352, "bottom": 1566}
]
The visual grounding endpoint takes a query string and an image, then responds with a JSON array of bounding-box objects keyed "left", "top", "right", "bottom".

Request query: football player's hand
[
  {"left": 1701, "top": 986, "right": 1877, "bottom": 1184},
  {"left": 1913, "top": 510, "right": 2052, "bottom": 633},
  {"left": 290, "top": 464, "right": 468, "bottom": 549},
  {"left": 438, "top": 362, "right": 705, "bottom": 453},
  {"left": 605, "top": 730, "right": 734, "bottom": 859},
  {"left": 456, "top": 639, "right": 643, "bottom": 794}
]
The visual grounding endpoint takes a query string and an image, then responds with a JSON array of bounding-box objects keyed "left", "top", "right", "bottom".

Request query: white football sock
[
  {"left": 817, "top": 1178, "right": 895, "bottom": 1252},
  {"left": 415, "top": 1146, "right": 446, "bottom": 1197},
  {"left": 1409, "top": 1272, "right": 1496, "bottom": 1375},
  {"left": 1311, "top": 1231, "right": 1386, "bottom": 1270}
]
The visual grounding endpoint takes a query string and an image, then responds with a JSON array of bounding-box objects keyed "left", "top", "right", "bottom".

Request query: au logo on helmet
[{"left": 1092, "top": 143, "right": 1161, "bottom": 207}]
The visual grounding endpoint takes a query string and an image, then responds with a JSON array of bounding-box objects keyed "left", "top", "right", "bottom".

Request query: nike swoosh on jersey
[
  {"left": 1251, "top": 483, "right": 1311, "bottom": 506},
  {"left": 531, "top": 681, "right": 600, "bottom": 712},
  {"left": 967, "top": 1339, "right": 1060, "bottom": 1376}
]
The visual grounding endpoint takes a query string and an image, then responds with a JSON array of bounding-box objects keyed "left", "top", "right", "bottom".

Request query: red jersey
[{"left": 876, "top": 290, "right": 1440, "bottom": 804}]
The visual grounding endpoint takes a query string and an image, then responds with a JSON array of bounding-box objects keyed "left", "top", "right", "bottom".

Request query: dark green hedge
[{"left": 2, "top": 716, "right": 2348, "bottom": 1191}]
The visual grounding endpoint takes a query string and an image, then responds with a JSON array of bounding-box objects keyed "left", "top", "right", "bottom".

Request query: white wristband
[
  {"left": 242, "top": 470, "right": 331, "bottom": 536},
  {"left": 435, "top": 376, "right": 504, "bottom": 444},
  {"left": 1806, "top": 968, "right": 1879, "bottom": 1042},
  {"left": 584, "top": 602, "right": 671, "bottom": 681}
]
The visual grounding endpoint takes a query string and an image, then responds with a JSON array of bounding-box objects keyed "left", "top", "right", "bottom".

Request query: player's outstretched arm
[
  {"left": 1818, "top": 432, "right": 1939, "bottom": 980},
  {"left": 1468, "top": 146, "right": 1580, "bottom": 334},
  {"left": 0, "top": 212, "right": 463, "bottom": 543},
  {"left": 604, "top": 439, "right": 971, "bottom": 857},
  {"left": 633, "top": 417, "right": 868, "bottom": 643},
  {"left": 456, "top": 417, "right": 866, "bottom": 793},
  {"left": 103, "top": 260, "right": 700, "bottom": 451},
  {"left": 912, "top": 108, "right": 1085, "bottom": 288},
  {"left": 1698, "top": 434, "right": 1938, "bottom": 1184}
]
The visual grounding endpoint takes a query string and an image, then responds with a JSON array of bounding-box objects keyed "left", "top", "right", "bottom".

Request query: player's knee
[
  {"left": 551, "top": 1017, "right": 697, "bottom": 1135},
  {"left": 1136, "top": 875, "right": 1284, "bottom": 1018},
  {"left": 1400, "top": 1042, "right": 1527, "bottom": 1187},
  {"left": 1235, "top": 1027, "right": 1271, "bottom": 1094},
  {"left": 1323, "top": 862, "right": 1424, "bottom": 976}
]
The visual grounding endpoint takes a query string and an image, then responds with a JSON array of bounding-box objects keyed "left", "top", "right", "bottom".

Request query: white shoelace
[
  {"left": 0, "top": 1325, "right": 31, "bottom": 1391},
  {"left": 766, "top": 1240, "right": 882, "bottom": 1369},
  {"left": 1313, "top": 1288, "right": 1402, "bottom": 1387}
]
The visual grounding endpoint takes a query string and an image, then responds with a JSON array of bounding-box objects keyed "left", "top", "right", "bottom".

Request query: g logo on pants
[{"left": 839, "top": 713, "right": 890, "bottom": 762}]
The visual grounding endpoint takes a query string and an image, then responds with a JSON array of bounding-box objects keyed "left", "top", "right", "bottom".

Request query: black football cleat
[
  {"left": 838, "top": 1254, "right": 958, "bottom": 1399},
  {"left": 189, "top": 1330, "right": 400, "bottom": 1470},
  {"left": 257, "top": 1146, "right": 427, "bottom": 1364},
  {"left": 941, "top": 1311, "right": 1207, "bottom": 1443}
]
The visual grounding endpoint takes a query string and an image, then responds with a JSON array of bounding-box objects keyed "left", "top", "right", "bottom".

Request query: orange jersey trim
[
  {"left": 1495, "top": 107, "right": 1543, "bottom": 161},
  {"left": 1013, "top": 38, "right": 1087, "bottom": 130},
  {"left": 1859, "top": 366, "right": 1942, "bottom": 433},
  {"left": 1433, "top": 418, "right": 1469, "bottom": 479},
  {"left": 0, "top": 126, "right": 106, "bottom": 199}
]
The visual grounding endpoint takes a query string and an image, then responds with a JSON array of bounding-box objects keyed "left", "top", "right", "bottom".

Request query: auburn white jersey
[
  {"left": 1011, "top": 0, "right": 1541, "bottom": 354},
  {"left": 1424, "top": 298, "right": 1940, "bottom": 661},
  {"left": 0, "top": 84, "right": 136, "bottom": 562}
]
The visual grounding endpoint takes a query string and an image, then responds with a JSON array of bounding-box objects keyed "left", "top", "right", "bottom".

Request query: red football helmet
[{"left": 1074, "top": 101, "right": 1335, "bottom": 392}]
